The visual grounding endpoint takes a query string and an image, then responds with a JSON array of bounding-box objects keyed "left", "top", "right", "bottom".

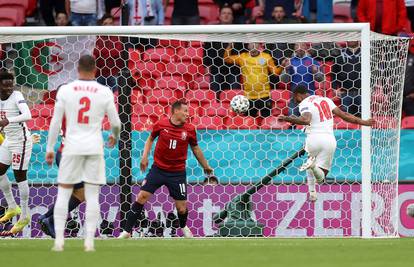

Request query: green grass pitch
[{"left": 1, "top": 238, "right": 413, "bottom": 267}]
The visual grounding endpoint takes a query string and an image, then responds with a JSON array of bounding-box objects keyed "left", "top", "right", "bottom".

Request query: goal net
[{"left": 0, "top": 24, "right": 410, "bottom": 238}]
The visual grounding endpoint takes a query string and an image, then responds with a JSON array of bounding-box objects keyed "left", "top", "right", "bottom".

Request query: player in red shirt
[{"left": 119, "top": 100, "right": 213, "bottom": 238}]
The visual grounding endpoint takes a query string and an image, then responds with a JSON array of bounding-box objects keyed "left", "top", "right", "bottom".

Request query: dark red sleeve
[
  {"left": 151, "top": 121, "right": 161, "bottom": 139},
  {"left": 189, "top": 127, "right": 198, "bottom": 146}
]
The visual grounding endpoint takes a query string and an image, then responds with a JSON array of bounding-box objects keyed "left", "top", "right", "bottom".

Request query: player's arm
[
  {"left": 140, "top": 135, "right": 155, "bottom": 172},
  {"left": 278, "top": 112, "right": 312, "bottom": 126},
  {"left": 106, "top": 94, "right": 121, "bottom": 147},
  {"left": 0, "top": 94, "right": 32, "bottom": 128},
  {"left": 223, "top": 43, "right": 240, "bottom": 65},
  {"left": 46, "top": 94, "right": 65, "bottom": 165},
  {"left": 268, "top": 57, "right": 284, "bottom": 76},
  {"left": 191, "top": 145, "right": 213, "bottom": 175},
  {"left": 332, "top": 107, "right": 374, "bottom": 126}
]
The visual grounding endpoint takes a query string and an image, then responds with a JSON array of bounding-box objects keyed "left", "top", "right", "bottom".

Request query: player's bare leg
[
  {"left": 119, "top": 190, "right": 153, "bottom": 239},
  {"left": 306, "top": 170, "right": 318, "bottom": 202},
  {"left": 52, "top": 183, "right": 74, "bottom": 252},
  {"left": 175, "top": 200, "right": 193, "bottom": 238},
  {"left": 83, "top": 183, "right": 100, "bottom": 252},
  {"left": 0, "top": 163, "right": 20, "bottom": 224}
]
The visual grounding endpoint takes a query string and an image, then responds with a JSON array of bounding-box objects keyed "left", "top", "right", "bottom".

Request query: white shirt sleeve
[
  {"left": 7, "top": 92, "right": 32, "bottom": 123},
  {"left": 325, "top": 97, "right": 337, "bottom": 111},
  {"left": 46, "top": 88, "right": 65, "bottom": 153},
  {"left": 299, "top": 101, "right": 312, "bottom": 115},
  {"left": 106, "top": 90, "right": 121, "bottom": 139}
]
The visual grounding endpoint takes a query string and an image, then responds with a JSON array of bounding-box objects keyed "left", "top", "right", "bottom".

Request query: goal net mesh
[{"left": 0, "top": 28, "right": 409, "bottom": 238}]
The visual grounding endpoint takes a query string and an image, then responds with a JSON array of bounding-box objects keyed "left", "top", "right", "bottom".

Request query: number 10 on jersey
[{"left": 169, "top": 139, "right": 177, "bottom": 150}]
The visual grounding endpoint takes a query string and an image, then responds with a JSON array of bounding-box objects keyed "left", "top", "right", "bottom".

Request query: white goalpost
[{"left": 0, "top": 24, "right": 410, "bottom": 238}]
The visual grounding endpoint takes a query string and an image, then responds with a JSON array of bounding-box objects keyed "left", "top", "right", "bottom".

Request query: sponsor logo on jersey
[
  {"left": 258, "top": 58, "right": 266, "bottom": 65},
  {"left": 181, "top": 131, "right": 187, "bottom": 140}
]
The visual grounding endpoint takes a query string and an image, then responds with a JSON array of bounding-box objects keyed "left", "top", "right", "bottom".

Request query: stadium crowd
[{"left": 0, "top": 0, "right": 413, "bottom": 129}]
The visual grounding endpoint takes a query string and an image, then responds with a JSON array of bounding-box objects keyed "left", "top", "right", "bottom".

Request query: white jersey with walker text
[
  {"left": 0, "top": 91, "right": 31, "bottom": 143},
  {"left": 50, "top": 79, "right": 117, "bottom": 155},
  {"left": 298, "top": 95, "right": 337, "bottom": 135}
]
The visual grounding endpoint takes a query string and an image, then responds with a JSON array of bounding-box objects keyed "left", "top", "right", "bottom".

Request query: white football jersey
[
  {"left": 49, "top": 80, "right": 119, "bottom": 155},
  {"left": 0, "top": 91, "right": 31, "bottom": 143},
  {"left": 298, "top": 95, "right": 337, "bottom": 135}
]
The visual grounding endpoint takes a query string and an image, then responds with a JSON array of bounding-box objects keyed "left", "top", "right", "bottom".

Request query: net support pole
[
  {"left": 118, "top": 1, "right": 133, "bottom": 229},
  {"left": 361, "top": 23, "right": 372, "bottom": 238}
]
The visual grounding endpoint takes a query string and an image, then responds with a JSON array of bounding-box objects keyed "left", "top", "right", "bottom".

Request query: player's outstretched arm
[
  {"left": 332, "top": 107, "right": 374, "bottom": 126},
  {"left": 46, "top": 98, "right": 65, "bottom": 165},
  {"left": 140, "top": 135, "right": 155, "bottom": 173},
  {"left": 191, "top": 145, "right": 213, "bottom": 175},
  {"left": 278, "top": 112, "right": 312, "bottom": 126}
]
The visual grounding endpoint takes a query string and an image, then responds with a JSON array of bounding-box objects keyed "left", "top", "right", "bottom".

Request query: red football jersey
[{"left": 151, "top": 118, "right": 198, "bottom": 172}]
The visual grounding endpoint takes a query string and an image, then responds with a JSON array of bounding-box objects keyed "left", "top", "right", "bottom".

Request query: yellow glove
[
  {"left": 31, "top": 133, "right": 41, "bottom": 144},
  {"left": 0, "top": 133, "right": 4, "bottom": 145}
]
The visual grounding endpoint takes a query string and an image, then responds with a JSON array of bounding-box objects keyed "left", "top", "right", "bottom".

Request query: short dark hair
[
  {"left": 293, "top": 84, "right": 308, "bottom": 95},
  {"left": 273, "top": 5, "right": 285, "bottom": 11},
  {"left": 203, "top": 175, "right": 219, "bottom": 185},
  {"left": 171, "top": 99, "right": 188, "bottom": 114},
  {"left": 220, "top": 4, "right": 233, "bottom": 14},
  {"left": 78, "top": 55, "right": 96, "bottom": 72},
  {"left": 98, "top": 13, "right": 114, "bottom": 25},
  {"left": 0, "top": 71, "right": 14, "bottom": 82}
]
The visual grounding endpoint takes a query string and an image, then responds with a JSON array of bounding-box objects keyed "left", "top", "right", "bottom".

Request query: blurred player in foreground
[
  {"left": 119, "top": 99, "right": 213, "bottom": 238},
  {"left": 278, "top": 85, "right": 374, "bottom": 202},
  {"left": 0, "top": 72, "right": 33, "bottom": 234},
  {"left": 46, "top": 55, "right": 121, "bottom": 252}
]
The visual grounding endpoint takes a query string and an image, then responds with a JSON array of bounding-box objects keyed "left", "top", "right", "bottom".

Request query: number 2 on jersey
[
  {"left": 77, "top": 97, "right": 91, "bottom": 124},
  {"left": 314, "top": 100, "right": 332, "bottom": 122}
]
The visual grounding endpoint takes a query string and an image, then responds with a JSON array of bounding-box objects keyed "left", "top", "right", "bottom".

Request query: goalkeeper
[{"left": 224, "top": 42, "right": 287, "bottom": 117}]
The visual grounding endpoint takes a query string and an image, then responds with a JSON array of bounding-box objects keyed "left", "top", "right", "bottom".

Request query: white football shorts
[
  {"left": 305, "top": 133, "right": 337, "bottom": 171},
  {"left": 58, "top": 154, "right": 106, "bottom": 185},
  {"left": 0, "top": 139, "right": 33, "bottom": 170}
]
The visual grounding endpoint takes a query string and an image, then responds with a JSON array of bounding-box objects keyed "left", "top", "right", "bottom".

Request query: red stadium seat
[
  {"left": 133, "top": 104, "right": 165, "bottom": 118},
  {"left": 333, "top": 2, "right": 353, "bottom": 23},
  {"left": 204, "top": 101, "right": 230, "bottom": 117},
  {"left": 143, "top": 48, "right": 176, "bottom": 63},
  {"left": 132, "top": 61, "right": 166, "bottom": 79},
  {"left": 219, "top": 89, "right": 244, "bottom": 103},
  {"left": 158, "top": 39, "right": 188, "bottom": 48},
  {"left": 199, "top": 5, "right": 219, "bottom": 24},
  {"left": 0, "top": 7, "right": 25, "bottom": 26},
  {"left": 191, "top": 75, "right": 210, "bottom": 90},
  {"left": 131, "top": 115, "right": 156, "bottom": 131},
  {"left": 186, "top": 89, "right": 216, "bottom": 104},
  {"left": 131, "top": 89, "right": 144, "bottom": 104},
  {"left": 271, "top": 90, "right": 290, "bottom": 115},
  {"left": 166, "top": 62, "right": 204, "bottom": 77},
  {"left": 194, "top": 116, "right": 224, "bottom": 130},
  {"left": 155, "top": 75, "right": 189, "bottom": 91},
  {"left": 145, "top": 89, "right": 178, "bottom": 104},
  {"left": 260, "top": 116, "right": 291, "bottom": 130},
  {"left": 224, "top": 115, "right": 257, "bottom": 130},
  {"left": 402, "top": 116, "right": 414, "bottom": 129},
  {"left": 0, "top": 18, "right": 15, "bottom": 26},
  {"left": 27, "top": 117, "right": 50, "bottom": 130},
  {"left": 177, "top": 46, "right": 204, "bottom": 64}
]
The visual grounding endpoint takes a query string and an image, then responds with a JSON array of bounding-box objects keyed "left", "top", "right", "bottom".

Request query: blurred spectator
[
  {"left": 357, "top": 0, "right": 408, "bottom": 35},
  {"left": 224, "top": 43, "right": 286, "bottom": 117},
  {"left": 351, "top": 0, "right": 359, "bottom": 21},
  {"left": 281, "top": 43, "right": 322, "bottom": 115},
  {"left": 214, "top": 0, "right": 249, "bottom": 24},
  {"left": 167, "top": 0, "right": 200, "bottom": 25},
  {"left": 128, "top": 0, "right": 165, "bottom": 25},
  {"left": 66, "top": 0, "right": 97, "bottom": 26},
  {"left": 265, "top": 5, "right": 300, "bottom": 24},
  {"left": 204, "top": 6, "right": 241, "bottom": 99},
  {"left": 301, "top": 0, "right": 333, "bottom": 23},
  {"left": 203, "top": 175, "right": 219, "bottom": 185},
  {"left": 259, "top": 0, "right": 295, "bottom": 21},
  {"left": 332, "top": 41, "right": 362, "bottom": 117},
  {"left": 93, "top": 14, "right": 124, "bottom": 92},
  {"left": 406, "top": 0, "right": 414, "bottom": 30},
  {"left": 55, "top": 12, "right": 71, "bottom": 26},
  {"left": 40, "top": 0, "right": 66, "bottom": 26},
  {"left": 403, "top": 52, "right": 414, "bottom": 116}
]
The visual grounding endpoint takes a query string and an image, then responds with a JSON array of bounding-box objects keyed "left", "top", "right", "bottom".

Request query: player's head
[
  {"left": 294, "top": 42, "right": 309, "bottom": 58},
  {"left": 293, "top": 84, "right": 309, "bottom": 104},
  {"left": 247, "top": 43, "right": 261, "bottom": 57},
  {"left": 77, "top": 55, "right": 97, "bottom": 78},
  {"left": 171, "top": 99, "right": 189, "bottom": 124},
  {"left": 0, "top": 71, "right": 15, "bottom": 99}
]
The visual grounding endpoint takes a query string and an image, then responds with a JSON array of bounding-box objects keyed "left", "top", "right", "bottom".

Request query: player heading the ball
[
  {"left": 119, "top": 99, "right": 213, "bottom": 239},
  {"left": 278, "top": 85, "right": 374, "bottom": 202},
  {"left": 46, "top": 55, "right": 121, "bottom": 252}
]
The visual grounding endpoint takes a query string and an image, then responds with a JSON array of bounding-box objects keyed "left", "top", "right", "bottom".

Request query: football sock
[
  {"left": 0, "top": 174, "right": 17, "bottom": 209},
  {"left": 178, "top": 210, "right": 188, "bottom": 228},
  {"left": 54, "top": 186, "right": 73, "bottom": 246},
  {"left": 17, "top": 180, "right": 30, "bottom": 219},
  {"left": 306, "top": 170, "right": 316, "bottom": 192},
  {"left": 124, "top": 202, "right": 144, "bottom": 233},
  {"left": 84, "top": 183, "right": 100, "bottom": 248},
  {"left": 44, "top": 196, "right": 82, "bottom": 223},
  {"left": 311, "top": 166, "right": 326, "bottom": 183}
]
